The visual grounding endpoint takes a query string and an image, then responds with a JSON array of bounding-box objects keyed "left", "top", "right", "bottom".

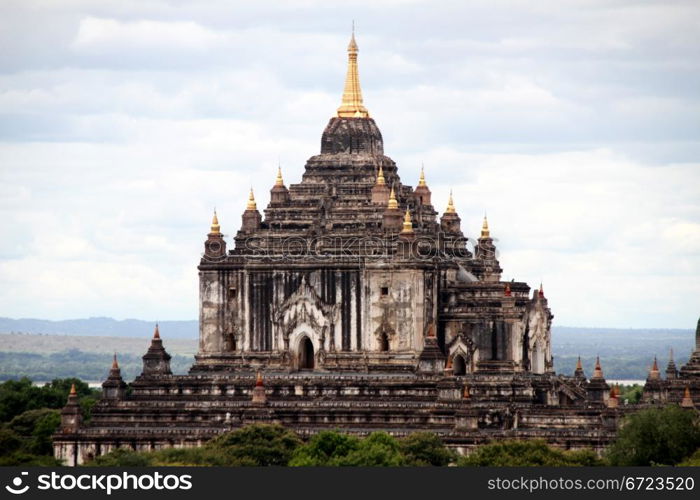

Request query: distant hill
[{"left": 0, "top": 317, "right": 198, "bottom": 339}]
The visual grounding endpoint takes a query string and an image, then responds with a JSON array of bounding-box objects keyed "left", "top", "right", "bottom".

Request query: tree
[
  {"left": 678, "top": 448, "right": 700, "bottom": 466},
  {"left": 207, "top": 424, "right": 302, "bottom": 466},
  {"left": 289, "top": 431, "right": 361, "bottom": 466},
  {"left": 607, "top": 406, "right": 700, "bottom": 466},
  {"left": 400, "top": 432, "right": 456, "bottom": 466},
  {"left": 0, "top": 428, "right": 22, "bottom": 457},
  {"left": 333, "top": 431, "right": 405, "bottom": 466},
  {"left": 88, "top": 448, "right": 152, "bottom": 467},
  {"left": 458, "top": 440, "right": 604, "bottom": 466},
  {"left": 618, "top": 384, "right": 643, "bottom": 404}
]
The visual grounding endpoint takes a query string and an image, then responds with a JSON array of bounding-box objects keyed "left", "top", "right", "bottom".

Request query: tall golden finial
[
  {"left": 69, "top": 383, "right": 77, "bottom": 396},
  {"left": 401, "top": 208, "right": 414, "bottom": 234},
  {"left": 481, "top": 214, "right": 490, "bottom": 238},
  {"left": 387, "top": 186, "right": 398, "bottom": 210},
  {"left": 418, "top": 164, "right": 427, "bottom": 187},
  {"left": 210, "top": 211, "right": 220, "bottom": 234},
  {"left": 576, "top": 356, "right": 583, "bottom": 371},
  {"left": 445, "top": 190, "right": 456, "bottom": 214},
  {"left": 275, "top": 166, "right": 284, "bottom": 187},
  {"left": 336, "top": 28, "right": 369, "bottom": 118},
  {"left": 112, "top": 353, "right": 119, "bottom": 369},
  {"left": 246, "top": 188, "right": 257, "bottom": 211},
  {"left": 376, "top": 166, "right": 386, "bottom": 186},
  {"left": 153, "top": 323, "right": 160, "bottom": 339}
]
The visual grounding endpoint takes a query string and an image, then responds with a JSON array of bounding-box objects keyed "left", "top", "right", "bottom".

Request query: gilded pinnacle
[
  {"left": 112, "top": 353, "right": 119, "bottom": 370},
  {"left": 376, "top": 166, "right": 386, "bottom": 186},
  {"left": 388, "top": 186, "right": 398, "bottom": 210},
  {"left": 337, "top": 31, "right": 370, "bottom": 118},
  {"left": 481, "top": 215, "right": 490, "bottom": 238},
  {"left": 247, "top": 188, "right": 257, "bottom": 211},
  {"left": 445, "top": 191, "right": 456, "bottom": 214},
  {"left": 401, "top": 208, "right": 414, "bottom": 234},
  {"left": 418, "top": 166, "right": 426, "bottom": 187},
  {"left": 275, "top": 166, "right": 284, "bottom": 187},
  {"left": 153, "top": 324, "right": 160, "bottom": 339},
  {"left": 210, "top": 211, "right": 220, "bottom": 234},
  {"left": 69, "top": 383, "right": 76, "bottom": 396}
]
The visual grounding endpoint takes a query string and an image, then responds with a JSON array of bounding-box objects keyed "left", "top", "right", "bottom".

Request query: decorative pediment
[
  {"left": 446, "top": 322, "right": 475, "bottom": 356},
  {"left": 272, "top": 276, "right": 337, "bottom": 337}
]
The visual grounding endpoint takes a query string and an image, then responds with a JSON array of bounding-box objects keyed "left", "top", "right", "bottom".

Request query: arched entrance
[
  {"left": 299, "top": 337, "right": 315, "bottom": 370},
  {"left": 453, "top": 354, "right": 467, "bottom": 376},
  {"left": 379, "top": 330, "right": 390, "bottom": 352}
]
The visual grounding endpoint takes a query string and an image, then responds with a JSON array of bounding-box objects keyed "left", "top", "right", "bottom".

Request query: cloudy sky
[{"left": 1, "top": 0, "right": 698, "bottom": 328}]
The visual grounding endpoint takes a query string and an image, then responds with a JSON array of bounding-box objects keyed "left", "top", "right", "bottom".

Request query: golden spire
[
  {"left": 376, "top": 166, "right": 386, "bottom": 186},
  {"left": 445, "top": 190, "right": 456, "bottom": 214},
  {"left": 112, "top": 353, "right": 119, "bottom": 369},
  {"left": 275, "top": 166, "right": 284, "bottom": 187},
  {"left": 246, "top": 188, "right": 257, "bottom": 211},
  {"left": 210, "top": 211, "right": 220, "bottom": 234},
  {"left": 336, "top": 29, "right": 370, "bottom": 118},
  {"left": 481, "top": 215, "right": 490, "bottom": 238},
  {"left": 69, "top": 383, "right": 77, "bottom": 396},
  {"left": 418, "top": 165, "right": 426, "bottom": 187},
  {"left": 153, "top": 323, "right": 160, "bottom": 339},
  {"left": 576, "top": 356, "right": 583, "bottom": 371},
  {"left": 401, "top": 208, "right": 414, "bottom": 234},
  {"left": 387, "top": 186, "right": 398, "bottom": 210}
]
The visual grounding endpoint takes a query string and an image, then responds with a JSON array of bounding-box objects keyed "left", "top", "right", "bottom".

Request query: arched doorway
[
  {"left": 453, "top": 354, "right": 467, "bottom": 376},
  {"left": 299, "top": 337, "right": 315, "bottom": 370},
  {"left": 379, "top": 330, "right": 390, "bottom": 352}
]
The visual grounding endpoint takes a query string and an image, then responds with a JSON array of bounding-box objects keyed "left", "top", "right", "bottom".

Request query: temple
[{"left": 53, "top": 33, "right": 698, "bottom": 465}]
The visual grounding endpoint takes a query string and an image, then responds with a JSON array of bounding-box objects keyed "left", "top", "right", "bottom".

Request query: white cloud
[
  {"left": 72, "top": 17, "right": 228, "bottom": 52},
  {"left": 0, "top": 0, "right": 699, "bottom": 328}
]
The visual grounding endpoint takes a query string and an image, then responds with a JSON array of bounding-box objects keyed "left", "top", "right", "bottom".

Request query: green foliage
[
  {"left": 607, "top": 406, "right": 700, "bottom": 466},
  {"left": 0, "top": 428, "right": 22, "bottom": 456},
  {"left": 150, "top": 447, "right": 257, "bottom": 466},
  {"left": 0, "top": 452, "right": 62, "bottom": 466},
  {"left": 332, "top": 431, "right": 405, "bottom": 466},
  {"left": 207, "top": 424, "right": 303, "bottom": 466},
  {"left": 88, "top": 448, "right": 152, "bottom": 467},
  {"left": 289, "top": 431, "right": 361, "bottom": 466},
  {"left": 30, "top": 410, "right": 61, "bottom": 455},
  {"left": 0, "top": 377, "right": 97, "bottom": 422},
  {"left": 618, "top": 384, "right": 643, "bottom": 404},
  {"left": 0, "top": 377, "right": 100, "bottom": 465},
  {"left": 400, "top": 432, "right": 457, "bottom": 466},
  {"left": 677, "top": 448, "right": 700, "bottom": 466},
  {"left": 7, "top": 408, "right": 61, "bottom": 455},
  {"left": 457, "top": 440, "right": 605, "bottom": 466}
]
